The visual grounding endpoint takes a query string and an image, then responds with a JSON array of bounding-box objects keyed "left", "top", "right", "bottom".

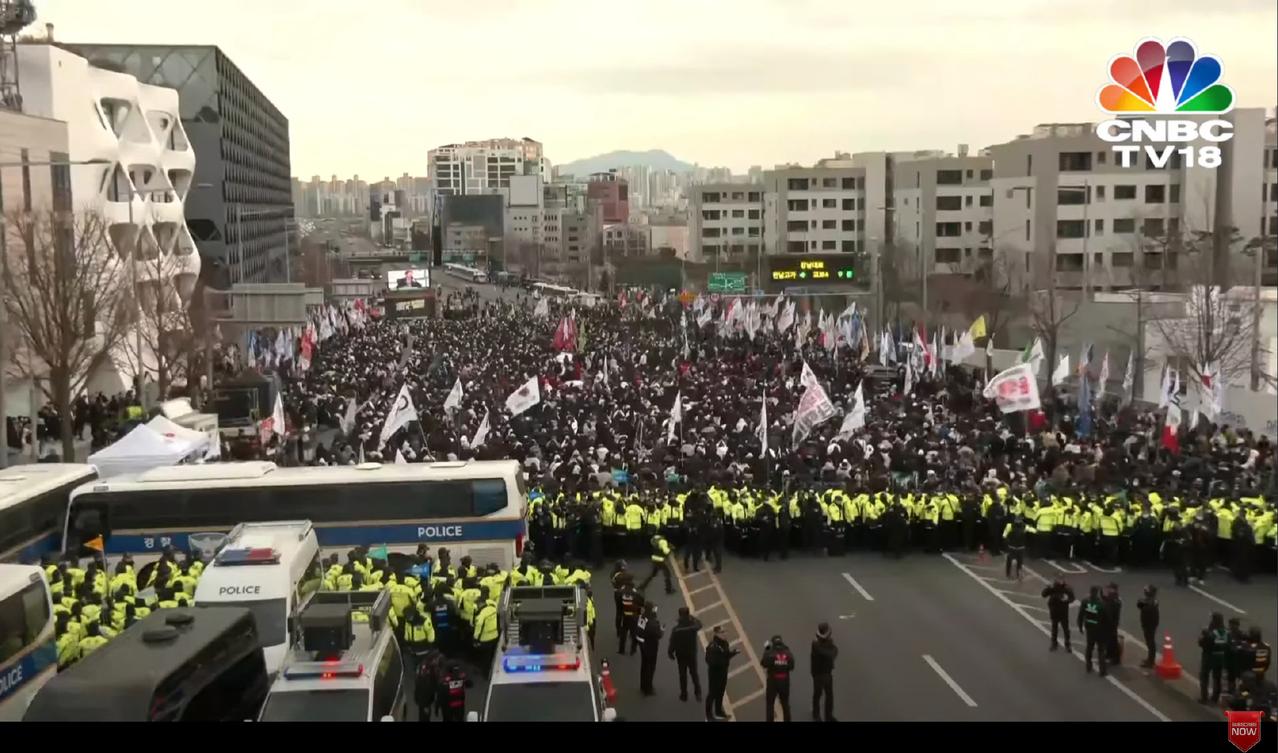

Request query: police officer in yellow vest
[
  {"left": 639, "top": 535, "right": 674, "bottom": 594},
  {"left": 473, "top": 598, "right": 500, "bottom": 677}
]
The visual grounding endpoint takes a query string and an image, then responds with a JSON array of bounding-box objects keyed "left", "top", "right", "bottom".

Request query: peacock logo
[{"left": 1097, "top": 38, "right": 1234, "bottom": 114}]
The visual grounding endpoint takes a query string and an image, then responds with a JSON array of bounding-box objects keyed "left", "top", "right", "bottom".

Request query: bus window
[
  {"left": 297, "top": 553, "right": 323, "bottom": 604},
  {"left": 472, "top": 479, "right": 508, "bottom": 516},
  {"left": 0, "top": 581, "right": 49, "bottom": 662},
  {"left": 168, "top": 647, "right": 271, "bottom": 722},
  {"left": 68, "top": 504, "right": 106, "bottom": 546}
]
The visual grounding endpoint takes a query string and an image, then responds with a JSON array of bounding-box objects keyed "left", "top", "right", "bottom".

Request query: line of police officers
[{"left": 527, "top": 481, "right": 1276, "bottom": 580}]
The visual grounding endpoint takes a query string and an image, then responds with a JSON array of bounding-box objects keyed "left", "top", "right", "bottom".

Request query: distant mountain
[{"left": 556, "top": 149, "right": 696, "bottom": 177}]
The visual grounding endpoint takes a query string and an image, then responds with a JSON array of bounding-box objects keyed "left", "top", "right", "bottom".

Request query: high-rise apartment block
[{"left": 429, "top": 137, "right": 549, "bottom": 196}]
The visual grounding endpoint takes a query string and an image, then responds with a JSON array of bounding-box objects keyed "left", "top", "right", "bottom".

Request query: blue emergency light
[
  {"left": 502, "top": 651, "right": 580, "bottom": 673},
  {"left": 216, "top": 547, "right": 280, "bottom": 566}
]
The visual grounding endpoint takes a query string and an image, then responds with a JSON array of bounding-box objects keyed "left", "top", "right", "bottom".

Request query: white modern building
[
  {"left": 986, "top": 109, "right": 1275, "bottom": 293},
  {"left": 689, "top": 183, "right": 764, "bottom": 262},
  {"left": 429, "top": 137, "right": 549, "bottom": 196},
  {"left": 891, "top": 153, "right": 996, "bottom": 278},
  {"left": 763, "top": 166, "right": 867, "bottom": 256},
  {"left": 17, "top": 42, "right": 198, "bottom": 388}
]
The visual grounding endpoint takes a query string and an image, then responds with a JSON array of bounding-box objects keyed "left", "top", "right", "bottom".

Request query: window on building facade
[
  {"left": 822, "top": 198, "right": 837, "bottom": 209},
  {"left": 1115, "top": 185, "right": 1137, "bottom": 200},
  {"left": 936, "top": 170, "right": 963, "bottom": 185},
  {"left": 787, "top": 178, "right": 808, "bottom": 191},
  {"left": 1056, "top": 220, "right": 1086, "bottom": 238},
  {"left": 1143, "top": 218, "right": 1164, "bottom": 236},
  {"left": 936, "top": 195, "right": 962, "bottom": 211},
  {"left": 936, "top": 222, "right": 961, "bottom": 237},
  {"left": 1059, "top": 152, "right": 1092, "bottom": 171},
  {"left": 822, "top": 240, "right": 836, "bottom": 250},
  {"left": 822, "top": 219, "right": 836, "bottom": 229},
  {"left": 979, "top": 194, "right": 992, "bottom": 207},
  {"left": 936, "top": 248, "right": 961, "bottom": 263}
]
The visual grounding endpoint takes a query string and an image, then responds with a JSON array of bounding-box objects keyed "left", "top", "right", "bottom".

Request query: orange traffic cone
[
  {"left": 978, "top": 544, "right": 988, "bottom": 563},
  {"left": 1155, "top": 633, "right": 1182, "bottom": 680},
  {"left": 600, "top": 659, "right": 618, "bottom": 705}
]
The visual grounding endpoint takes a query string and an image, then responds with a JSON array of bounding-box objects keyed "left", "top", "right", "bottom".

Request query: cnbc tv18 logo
[{"left": 1095, "top": 38, "right": 1235, "bottom": 169}]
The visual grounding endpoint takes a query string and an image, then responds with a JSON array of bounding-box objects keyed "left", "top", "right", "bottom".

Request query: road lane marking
[
  {"left": 841, "top": 572, "right": 875, "bottom": 601},
  {"left": 922, "top": 654, "right": 978, "bottom": 707},
  {"left": 695, "top": 601, "right": 725, "bottom": 616},
  {"left": 1044, "top": 559, "right": 1087, "bottom": 574},
  {"left": 728, "top": 663, "right": 754, "bottom": 679},
  {"left": 687, "top": 583, "right": 717, "bottom": 597},
  {"left": 671, "top": 559, "right": 768, "bottom": 721},
  {"left": 733, "top": 688, "right": 764, "bottom": 708},
  {"left": 701, "top": 618, "right": 732, "bottom": 634},
  {"left": 1188, "top": 585, "right": 1247, "bottom": 615},
  {"left": 1019, "top": 563, "right": 1051, "bottom": 585},
  {"left": 1084, "top": 560, "right": 1123, "bottom": 573},
  {"left": 943, "top": 553, "right": 1171, "bottom": 722}
]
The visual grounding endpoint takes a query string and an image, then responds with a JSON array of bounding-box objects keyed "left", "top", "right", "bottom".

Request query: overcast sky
[{"left": 39, "top": 0, "right": 1277, "bottom": 179}]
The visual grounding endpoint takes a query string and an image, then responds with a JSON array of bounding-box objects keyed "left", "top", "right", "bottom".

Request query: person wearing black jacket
[
  {"left": 1137, "top": 585, "right": 1160, "bottom": 668},
  {"left": 668, "top": 607, "right": 703, "bottom": 702},
  {"left": 636, "top": 602, "right": 664, "bottom": 696},
  {"left": 414, "top": 649, "right": 442, "bottom": 721},
  {"left": 761, "top": 634, "right": 796, "bottom": 722},
  {"left": 704, "top": 625, "right": 739, "bottom": 721},
  {"left": 1102, "top": 583, "right": 1123, "bottom": 665},
  {"left": 1078, "top": 586, "right": 1108, "bottom": 676},
  {"left": 810, "top": 622, "right": 838, "bottom": 722},
  {"left": 1003, "top": 516, "right": 1027, "bottom": 580},
  {"left": 1041, "top": 578, "right": 1075, "bottom": 652}
]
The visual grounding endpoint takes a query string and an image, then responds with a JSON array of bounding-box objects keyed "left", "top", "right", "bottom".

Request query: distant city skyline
[{"left": 37, "top": 0, "right": 1277, "bottom": 178}]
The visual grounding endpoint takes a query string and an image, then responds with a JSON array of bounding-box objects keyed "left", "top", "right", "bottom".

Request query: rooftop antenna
[{"left": 0, "top": 0, "right": 37, "bottom": 111}]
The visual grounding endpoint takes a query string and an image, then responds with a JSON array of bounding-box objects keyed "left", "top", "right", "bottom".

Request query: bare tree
[
  {"left": 1028, "top": 243, "right": 1081, "bottom": 375},
  {"left": 1152, "top": 227, "right": 1264, "bottom": 388},
  {"left": 969, "top": 252, "right": 1026, "bottom": 372},
  {"left": 116, "top": 251, "right": 201, "bottom": 400},
  {"left": 2, "top": 209, "right": 133, "bottom": 460}
]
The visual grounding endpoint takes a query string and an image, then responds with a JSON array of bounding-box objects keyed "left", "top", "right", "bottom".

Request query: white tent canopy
[
  {"left": 88, "top": 424, "right": 206, "bottom": 479},
  {"left": 146, "top": 415, "right": 208, "bottom": 447}
]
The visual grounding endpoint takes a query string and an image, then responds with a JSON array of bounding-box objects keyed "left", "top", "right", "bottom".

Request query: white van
[{"left": 193, "top": 520, "right": 323, "bottom": 676}]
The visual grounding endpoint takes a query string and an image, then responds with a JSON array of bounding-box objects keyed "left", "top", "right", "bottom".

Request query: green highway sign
[{"left": 708, "top": 272, "right": 747, "bottom": 293}]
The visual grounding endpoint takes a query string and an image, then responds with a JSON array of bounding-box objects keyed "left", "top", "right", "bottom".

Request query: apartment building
[
  {"left": 764, "top": 166, "right": 867, "bottom": 256},
  {"left": 688, "top": 183, "right": 764, "bottom": 262},
  {"left": 429, "top": 137, "right": 548, "bottom": 196},
  {"left": 891, "top": 154, "right": 995, "bottom": 277},
  {"left": 986, "top": 109, "right": 1273, "bottom": 292}
]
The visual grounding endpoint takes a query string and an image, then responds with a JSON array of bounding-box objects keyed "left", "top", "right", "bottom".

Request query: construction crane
[{"left": 0, "top": 0, "right": 37, "bottom": 111}]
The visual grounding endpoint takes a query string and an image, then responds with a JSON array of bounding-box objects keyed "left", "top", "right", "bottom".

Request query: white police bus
[
  {"left": 62, "top": 460, "right": 528, "bottom": 569},
  {"left": 0, "top": 464, "right": 98, "bottom": 564},
  {"left": 444, "top": 263, "right": 489, "bottom": 284},
  {"left": 0, "top": 564, "right": 56, "bottom": 721}
]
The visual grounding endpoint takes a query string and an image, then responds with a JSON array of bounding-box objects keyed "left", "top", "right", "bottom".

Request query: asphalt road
[{"left": 668, "top": 549, "right": 1273, "bottom": 722}]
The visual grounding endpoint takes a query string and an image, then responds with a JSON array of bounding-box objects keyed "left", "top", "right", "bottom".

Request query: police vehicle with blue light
[
  {"left": 192, "top": 520, "right": 323, "bottom": 676},
  {"left": 258, "top": 590, "right": 407, "bottom": 722},
  {"left": 473, "top": 585, "right": 617, "bottom": 722}
]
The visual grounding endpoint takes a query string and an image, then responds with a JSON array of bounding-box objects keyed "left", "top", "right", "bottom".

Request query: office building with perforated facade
[{"left": 64, "top": 43, "right": 292, "bottom": 285}]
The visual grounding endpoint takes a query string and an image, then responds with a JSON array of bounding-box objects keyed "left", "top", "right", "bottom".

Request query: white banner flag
[
  {"left": 339, "top": 395, "right": 358, "bottom": 436},
  {"left": 260, "top": 393, "right": 287, "bottom": 443},
  {"left": 982, "top": 362, "right": 1043, "bottom": 413},
  {"left": 533, "top": 298, "right": 549, "bottom": 318},
  {"left": 471, "top": 410, "right": 491, "bottom": 448},
  {"left": 444, "top": 378, "right": 464, "bottom": 413},
  {"left": 951, "top": 331, "right": 976, "bottom": 361},
  {"left": 378, "top": 383, "right": 419, "bottom": 448},
  {"left": 667, "top": 391, "right": 682, "bottom": 444},
  {"left": 395, "top": 449, "right": 408, "bottom": 464},
  {"left": 756, "top": 392, "right": 768, "bottom": 455},
  {"left": 1097, "top": 352, "right": 1111, "bottom": 395},
  {"left": 792, "top": 382, "right": 838, "bottom": 444},
  {"left": 800, "top": 361, "right": 819, "bottom": 390},
  {"left": 837, "top": 381, "right": 866, "bottom": 440},
  {"left": 1122, "top": 351, "right": 1135, "bottom": 398},
  {"left": 505, "top": 376, "right": 541, "bottom": 417},
  {"left": 1051, "top": 354, "right": 1070, "bottom": 387}
]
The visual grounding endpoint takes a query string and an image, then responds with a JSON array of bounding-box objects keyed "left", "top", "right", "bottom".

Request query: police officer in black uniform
[
  {"left": 667, "top": 606, "right": 703, "bottom": 702},
  {"left": 617, "top": 580, "right": 641, "bottom": 655},
  {"left": 760, "top": 634, "right": 795, "bottom": 722},
  {"left": 756, "top": 502, "right": 776, "bottom": 561},
  {"left": 1137, "top": 585, "right": 1160, "bottom": 668},
  {"left": 1041, "top": 577, "right": 1075, "bottom": 652},
  {"left": 1199, "top": 612, "right": 1229, "bottom": 704},
  {"left": 637, "top": 602, "right": 664, "bottom": 696},
  {"left": 1078, "top": 586, "right": 1108, "bottom": 676}
]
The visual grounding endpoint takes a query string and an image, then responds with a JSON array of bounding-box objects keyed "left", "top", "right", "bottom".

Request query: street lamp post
[{"left": 0, "top": 157, "right": 109, "bottom": 467}]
